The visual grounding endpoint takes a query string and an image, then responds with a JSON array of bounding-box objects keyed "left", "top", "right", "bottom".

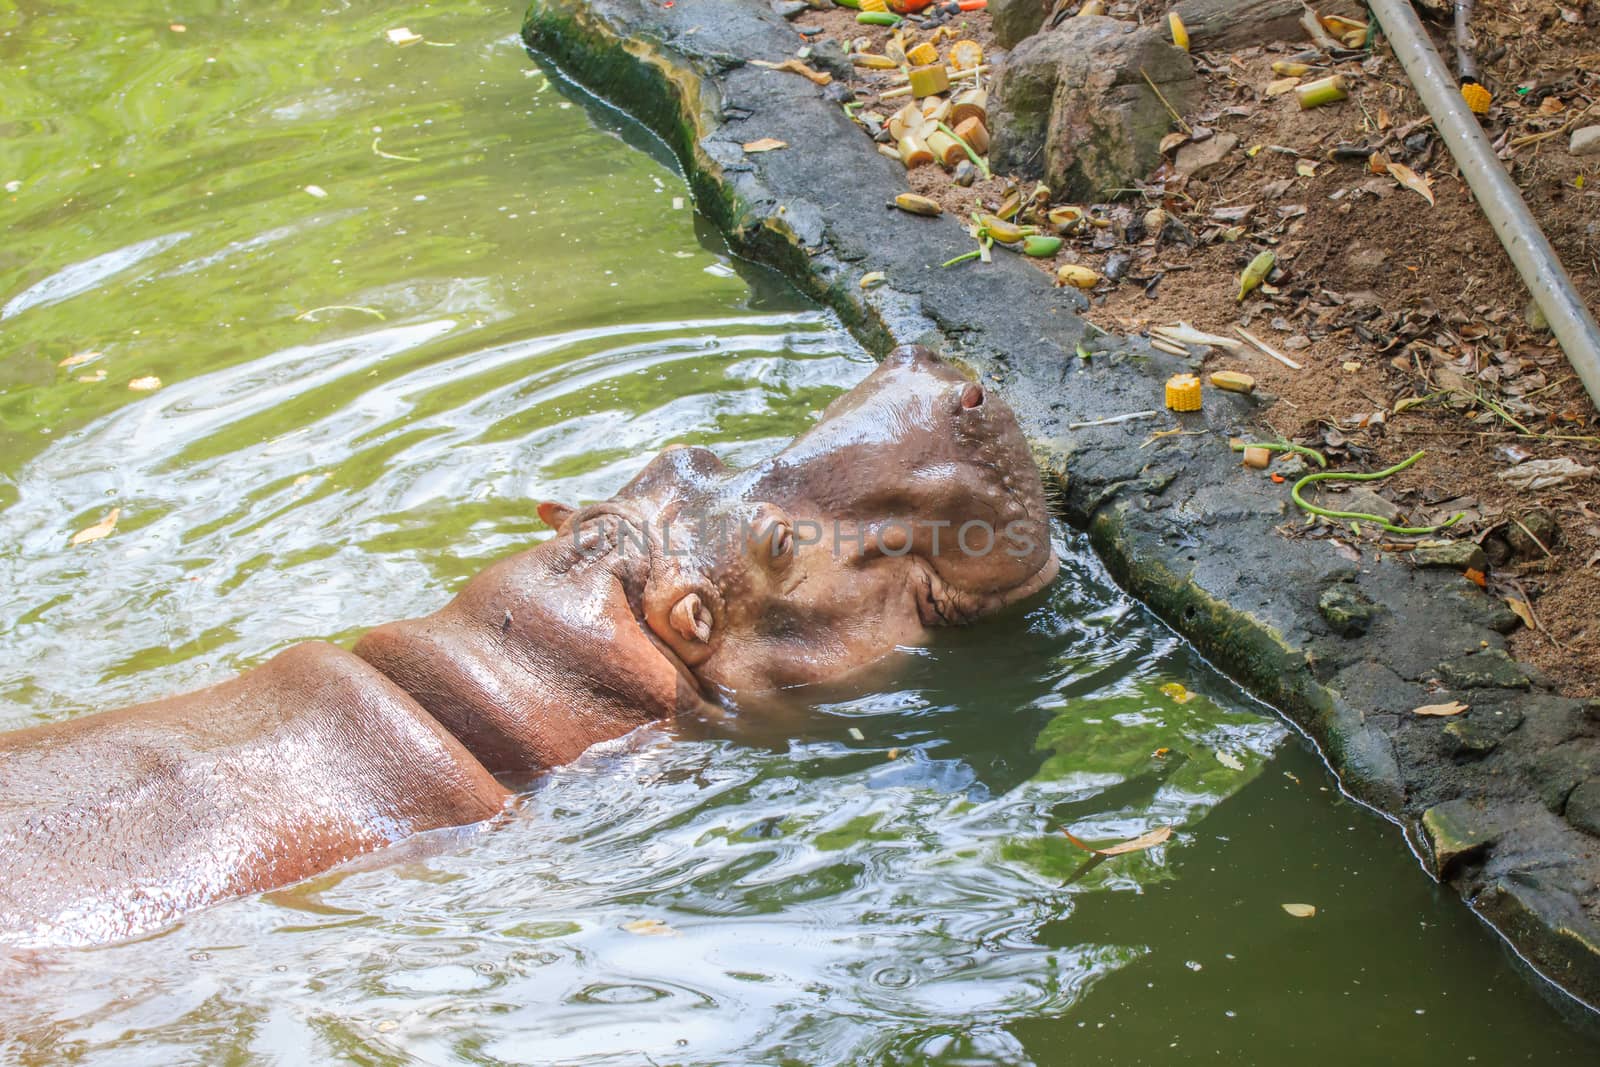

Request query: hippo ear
[
  {"left": 669, "top": 593, "right": 713, "bottom": 644},
  {"left": 537, "top": 500, "right": 576, "bottom": 530}
]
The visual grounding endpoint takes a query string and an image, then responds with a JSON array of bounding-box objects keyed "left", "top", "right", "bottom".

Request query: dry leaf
[
  {"left": 1159, "top": 131, "right": 1189, "bottom": 155},
  {"left": 1064, "top": 825, "right": 1173, "bottom": 856},
  {"left": 622, "top": 918, "right": 677, "bottom": 936},
  {"left": 58, "top": 351, "right": 102, "bottom": 369},
  {"left": 386, "top": 27, "right": 423, "bottom": 46},
  {"left": 1216, "top": 749, "right": 1246, "bottom": 771},
  {"left": 1463, "top": 567, "right": 1486, "bottom": 588},
  {"left": 304, "top": 185, "right": 328, "bottom": 198},
  {"left": 1506, "top": 597, "right": 1535, "bottom": 630},
  {"left": 1386, "top": 162, "right": 1435, "bottom": 206},
  {"left": 77, "top": 370, "right": 107, "bottom": 383},
  {"left": 1266, "top": 76, "right": 1302, "bottom": 96},
  {"left": 1158, "top": 682, "right": 1194, "bottom": 704},
  {"left": 1282, "top": 903, "right": 1316, "bottom": 918},
  {"left": 1497, "top": 457, "right": 1597, "bottom": 491},
  {"left": 128, "top": 376, "right": 162, "bottom": 391},
  {"left": 859, "top": 271, "right": 886, "bottom": 289},
  {"left": 1377, "top": 106, "right": 1393, "bottom": 130},
  {"left": 1413, "top": 701, "right": 1468, "bottom": 717},
  {"left": 69, "top": 508, "right": 121, "bottom": 546},
  {"left": 1296, "top": 160, "right": 1318, "bottom": 177},
  {"left": 741, "top": 138, "right": 788, "bottom": 154}
]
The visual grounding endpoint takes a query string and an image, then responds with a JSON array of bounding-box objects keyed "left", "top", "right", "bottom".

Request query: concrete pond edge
[{"left": 521, "top": 0, "right": 1600, "bottom": 1014}]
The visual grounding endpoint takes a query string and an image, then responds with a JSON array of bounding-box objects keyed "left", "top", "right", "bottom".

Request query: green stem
[
  {"left": 1229, "top": 439, "right": 1327, "bottom": 468},
  {"left": 933, "top": 121, "right": 990, "bottom": 179},
  {"left": 941, "top": 249, "right": 982, "bottom": 268},
  {"left": 1289, "top": 450, "right": 1463, "bottom": 535}
]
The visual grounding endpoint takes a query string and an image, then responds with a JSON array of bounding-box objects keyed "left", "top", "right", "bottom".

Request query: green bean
[
  {"left": 1289, "top": 450, "right": 1463, "bottom": 535},
  {"left": 1229, "top": 439, "right": 1327, "bottom": 468}
]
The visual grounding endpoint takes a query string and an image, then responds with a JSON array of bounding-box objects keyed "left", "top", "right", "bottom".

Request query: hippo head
[{"left": 559, "top": 345, "right": 1060, "bottom": 702}]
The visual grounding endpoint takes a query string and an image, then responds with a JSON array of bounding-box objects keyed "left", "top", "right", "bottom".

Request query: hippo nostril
[{"left": 960, "top": 382, "right": 984, "bottom": 410}]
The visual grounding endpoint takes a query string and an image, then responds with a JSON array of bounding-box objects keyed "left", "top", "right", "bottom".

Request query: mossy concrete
[{"left": 521, "top": 0, "right": 1600, "bottom": 1012}]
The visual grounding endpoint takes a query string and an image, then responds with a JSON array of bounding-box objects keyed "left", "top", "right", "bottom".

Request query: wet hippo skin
[{"left": 0, "top": 347, "right": 1059, "bottom": 947}]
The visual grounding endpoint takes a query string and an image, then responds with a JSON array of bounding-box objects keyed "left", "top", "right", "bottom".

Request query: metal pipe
[{"left": 1368, "top": 0, "right": 1600, "bottom": 411}]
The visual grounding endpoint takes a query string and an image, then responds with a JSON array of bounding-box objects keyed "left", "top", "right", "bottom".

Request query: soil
[{"left": 796, "top": 0, "right": 1600, "bottom": 696}]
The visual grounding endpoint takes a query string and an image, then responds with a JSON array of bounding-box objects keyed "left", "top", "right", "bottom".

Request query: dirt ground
[{"left": 796, "top": 0, "right": 1599, "bottom": 695}]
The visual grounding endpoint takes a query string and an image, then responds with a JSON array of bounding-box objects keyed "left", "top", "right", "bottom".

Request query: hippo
[{"left": 0, "top": 346, "right": 1058, "bottom": 947}]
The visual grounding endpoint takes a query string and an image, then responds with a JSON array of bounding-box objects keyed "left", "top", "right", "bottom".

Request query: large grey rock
[
  {"left": 1568, "top": 779, "right": 1600, "bottom": 837},
  {"left": 990, "top": 17, "right": 1196, "bottom": 201},
  {"left": 992, "top": 0, "right": 1051, "bottom": 48},
  {"left": 1569, "top": 125, "right": 1600, "bottom": 156}
]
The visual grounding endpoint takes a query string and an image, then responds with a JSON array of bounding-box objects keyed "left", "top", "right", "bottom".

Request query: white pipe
[{"left": 1368, "top": 0, "right": 1600, "bottom": 411}]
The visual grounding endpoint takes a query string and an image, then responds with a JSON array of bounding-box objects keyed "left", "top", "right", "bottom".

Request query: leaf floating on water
[
  {"left": 69, "top": 508, "right": 121, "bottom": 547},
  {"left": 128, "top": 375, "right": 162, "bottom": 391},
  {"left": 859, "top": 271, "right": 887, "bottom": 289},
  {"left": 58, "top": 351, "right": 102, "bottom": 369},
  {"left": 1282, "top": 902, "right": 1316, "bottom": 918},
  {"left": 1158, "top": 681, "right": 1194, "bottom": 704},
  {"left": 386, "top": 26, "right": 424, "bottom": 46},
  {"left": 1412, "top": 701, "right": 1469, "bottom": 717},
  {"left": 304, "top": 184, "right": 328, "bottom": 199},
  {"left": 371, "top": 137, "right": 421, "bottom": 163},
  {"left": 741, "top": 137, "right": 788, "bottom": 154},
  {"left": 1215, "top": 749, "right": 1246, "bottom": 771},
  {"left": 622, "top": 918, "right": 677, "bottom": 936},
  {"left": 1386, "top": 162, "right": 1435, "bottom": 206},
  {"left": 77, "top": 370, "right": 107, "bottom": 383},
  {"left": 295, "top": 305, "right": 386, "bottom": 322},
  {"left": 1063, "top": 824, "right": 1173, "bottom": 856}
]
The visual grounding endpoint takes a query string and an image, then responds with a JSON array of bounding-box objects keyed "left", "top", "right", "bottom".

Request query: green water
[{"left": 0, "top": 2, "right": 1595, "bottom": 1062}]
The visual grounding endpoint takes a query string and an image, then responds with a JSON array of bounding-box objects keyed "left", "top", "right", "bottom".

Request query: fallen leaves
[
  {"left": 1506, "top": 597, "right": 1536, "bottom": 630},
  {"left": 1497, "top": 457, "right": 1597, "bottom": 491},
  {"left": 386, "top": 27, "right": 423, "bottom": 46},
  {"left": 1215, "top": 749, "right": 1246, "bottom": 771},
  {"left": 741, "top": 137, "right": 788, "bottom": 154},
  {"left": 621, "top": 918, "right": 677, "bottom": 936},
  {"left": 1386, "top": 162, "right": 1435, "bottom": 206},
  {"left": 128, "top": 376, "right": 162, "bottom": 391},
  {"left": 1412, "top": 701, "right": 1469, "bottom": 717},
  {"left": 1281, "top": 903, "right": 1317, "bottom": 918},
  {"left": 58, "top": 351, "right": 102, "bottom": 369},
  {"left": 69, "top": 508, "right": 121, "bottom": 546},
  {"left": 1064, "top": 825, "right": 1173, "bottom": 857}
]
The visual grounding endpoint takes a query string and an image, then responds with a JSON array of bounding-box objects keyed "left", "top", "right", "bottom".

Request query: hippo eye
[{"left": 768, "top": 521, "right": 794, "bottom": 562}]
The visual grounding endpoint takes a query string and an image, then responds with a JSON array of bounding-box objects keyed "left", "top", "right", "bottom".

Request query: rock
[
  {"left": 1410, "top": 539, "right": 1488, "bottom": 572},
  {"left": 1569, "top": 125, "right": 1600, "bottom": 156},
  {"left": 1173, "top": 132, "right": 1238, "bottom": 180},
  {"left": 1530, "top": 744, "right": 1600, "bottom": 814},
  {"left": 1318, "top": 585, "right": 1376, "bottom": 638},
  {"left": 1505, "top": 508, "right": 1559, "bottom": 560},
  {"left": 1316, "top": 485, "right": 1400, "bottom": 524},
  {"left": 1567, "top": 779, "right": 1600, "bottom": 837},
  {"left": 1443, "top": 707, "right": 1522, "bottom": 758},
  {"left": 990, "top": 17, "right": 1196, "bottom": 202},
  {"left": 1436, "top": 648, "right": 1531, "bottom": 690},
  {"left": 771, "top": 0, "right": 809, "bottom": 18},
  {"left": 820, "top": 80, "right": 856, "bottom": 106},
  {"left": 1421, "top": 799, "right": 1501, "bottom": 877},
  {"left": 992, "top": 0, "right": 1051, "bottom": 48},
  {"left": 809, "top": 38, "right": 851, "bottom": 81}
]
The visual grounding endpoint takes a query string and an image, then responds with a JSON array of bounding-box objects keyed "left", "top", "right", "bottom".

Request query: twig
[
  {"left": 1233, "top": 326, "right": 1303, "bottom": 370},
  {"left": 1070, "top": 409, "right": 1161, "bottom": 430},
  {"left": 1139, "top": 68, "right": 1192, "bottom": 134}
]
